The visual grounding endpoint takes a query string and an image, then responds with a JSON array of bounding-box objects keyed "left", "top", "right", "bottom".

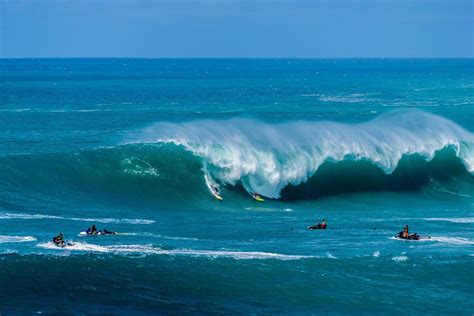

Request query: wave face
[
  {"left": 0, "top": 110, "right": 473, "bottom": 206},
  {"left": 130, "top": 110, "right": 474, "bottom": 199}
]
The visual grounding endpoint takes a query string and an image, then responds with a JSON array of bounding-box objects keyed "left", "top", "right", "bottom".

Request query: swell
[{"left": 0, "top": 110, "right": 472, "bottom": 208}]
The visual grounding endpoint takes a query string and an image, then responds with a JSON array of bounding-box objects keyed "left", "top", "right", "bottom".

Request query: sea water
[{"left": 0, "top": 59, "right": 473, "bottom": 313}]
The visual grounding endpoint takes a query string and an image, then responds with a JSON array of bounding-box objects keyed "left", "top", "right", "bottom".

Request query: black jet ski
[
  {"left": 395, "top": 231, "right": 430, "bottom": 241},
  {"left": 80, "top": 228, "right": 116, "bottom": 236}
]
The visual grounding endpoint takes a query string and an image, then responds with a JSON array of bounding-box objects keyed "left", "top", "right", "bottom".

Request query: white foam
[
  {"left": 36, "top": 242, "right": 311, "bottom": 260},
  {"left": 424, "top": 217, "right": 474, "bottom": 224},
  {"left": 156, "top": 235, "right": 199, "bottom": 241},
  {"left": 0, "top": 235, "right": 37, "bottom": 243},
  {"left": 0, "top": 212, "right": 154, "bottom": 225},
  {"left": 430, "top": 236, "right": 474, "bottom": 245},
  {"left": 390, "top": 236, "right": 431, "bottom": 242},
  {"left": 317, "top": 93, "right": 378, "bottom": 103},
  {"left": 0, "top": 213, "right": 62, "bottom": 220},
  {"left": 326, "top": 252, "right": 338, "bottom": 259},
  {"left": 244, "top": 207, "right": 293, "bottom": 212},
  {"left": 37, "top": 241, "right": 109, "bottom": 252},
  {"left": 164, "top": 249, "right": 312, "bottom": 260},
  {"left": 392, "top": 255, "right": 409, "bottom": 262},
  {"left": 373, "top": 251, "right": 380, "bottom": 257},
  {"left": 121, "top": 158, "right": 159, "bottom": 177}
]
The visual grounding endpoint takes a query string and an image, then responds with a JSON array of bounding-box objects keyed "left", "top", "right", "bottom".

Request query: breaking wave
[
  {"left": 0, "top": 110, "right": 472, "bottom": 205},
  {"left": 130, "top": 110, "right": 474, "bottom": 199}
]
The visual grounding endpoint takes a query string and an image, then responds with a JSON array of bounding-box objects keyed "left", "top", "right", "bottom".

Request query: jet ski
[
  {"left": 395, "top": 231, "right": 430, "bottom": 241},
  {"left": 307, "top": 223, "right": 327, "bottom": 230},
  {"left": 80, "top": 229, "right": 116, "bottom": 236},
  {"left": 53, "top": 239, "right": 74, "bottom": 247},
  {"left": 56, "top": 241, "right": 75, "bottom": 248}
]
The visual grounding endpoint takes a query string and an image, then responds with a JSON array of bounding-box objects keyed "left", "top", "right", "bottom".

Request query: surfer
[
  {"left": 252, "top": 192, "right": 264, "bottom": 202},
  {"left": 213, "top": 186, "right": 219, "bottom": 195}
]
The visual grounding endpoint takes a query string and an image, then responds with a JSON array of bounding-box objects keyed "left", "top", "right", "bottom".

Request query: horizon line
[{"left": 1, "top": 56, "right": 473, "bottom": 60}]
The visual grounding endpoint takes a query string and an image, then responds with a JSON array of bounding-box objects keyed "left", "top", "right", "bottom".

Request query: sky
[{"left": 1, "top": 0, "right": 473, "bottom": 58}]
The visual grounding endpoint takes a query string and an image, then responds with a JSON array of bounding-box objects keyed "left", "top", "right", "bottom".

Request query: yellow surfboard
[{"left": 212, "top": 191, "right": 223, "bottom": 201}]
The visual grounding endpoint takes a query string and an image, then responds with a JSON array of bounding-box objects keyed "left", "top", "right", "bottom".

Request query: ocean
[{"left": 0, "top": 58, "right": 473, "bottom": 314}]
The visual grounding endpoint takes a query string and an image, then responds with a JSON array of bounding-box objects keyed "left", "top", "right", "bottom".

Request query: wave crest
[{"left": 132, "top": 110, "right": 474, "bottom": 198}]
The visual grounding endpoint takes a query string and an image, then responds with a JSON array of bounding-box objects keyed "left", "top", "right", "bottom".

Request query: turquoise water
[{"left": 0, "top": 59, "right": 473, "bottom": 314}]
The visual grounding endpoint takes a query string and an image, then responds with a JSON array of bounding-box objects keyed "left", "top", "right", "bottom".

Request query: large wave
[
  {"left": 130, "top": 110, "right": 474, "bottom": 199},
  {"left": 0, "top": 110, "right": 473, "bottom": 208}
]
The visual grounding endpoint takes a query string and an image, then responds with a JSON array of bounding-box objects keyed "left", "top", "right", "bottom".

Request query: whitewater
[{"left": 0, "top": 58, "right": 473, "bottom": 314}]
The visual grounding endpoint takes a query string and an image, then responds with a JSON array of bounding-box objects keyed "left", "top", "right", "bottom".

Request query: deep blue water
[{"left": 0, "top": 59, "right": 473, "bottom": 314}]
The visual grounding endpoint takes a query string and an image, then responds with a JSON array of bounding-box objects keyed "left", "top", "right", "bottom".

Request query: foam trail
[
  {"left": 0, "top": 235, "right": 37, "bottom": 243},
  {"left": 424, "top": 218, "right": 474, "bottom": 224},
  {"left": 37, "top": 242, "right": 311, "bottom": 260},
  {"left": 0, "top": 212, "right": 154, "bottom": 225},
  {"left": 132, "top": 110, "right": 474, "bottom": 198},
  {"left": 430, "top": 237, "right": 474, "bottom": 245}
]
